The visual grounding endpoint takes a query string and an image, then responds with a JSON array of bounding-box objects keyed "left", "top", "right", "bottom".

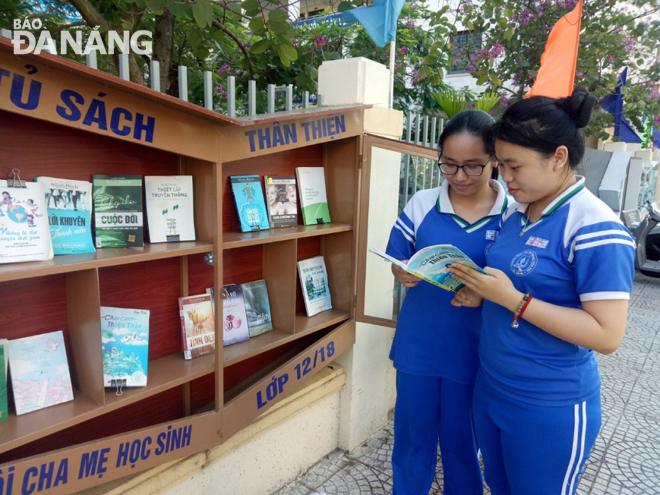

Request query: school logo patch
[
  {"left": 486, "top": 230, "right": 498, "bottom": 241},
  {"left": 511, "top": 250, "right": 538, "bottom": 277}
]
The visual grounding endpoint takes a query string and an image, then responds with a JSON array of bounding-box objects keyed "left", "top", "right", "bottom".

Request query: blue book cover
[
  {"left": 8, "top": 330, "right": 74, "bottom": 415},
  {"left": 230, "top": 176, "right": 270, "bottom": 232},
  {"left": 101, "top": 307, "right": 150, "bottom": 388},
  {"left": 36, "top": 177, "right": 95, "bottom": 255}
]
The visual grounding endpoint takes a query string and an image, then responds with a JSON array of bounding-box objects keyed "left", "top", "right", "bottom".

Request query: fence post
[
  {"left": 286, "top": 85, "right": 293, "bottom": 112},
  {"left": 248, "top": 80, "right": 256, "bottom": 116},
  {"left": 227, "top": 76, "right": 236, "bottom": 118},
  {"left": 204, "top": 71, "right": 213, "bottom": 110},
  {"left": 303, "top": 91, "right": 309, "bottom": 109},
  {"left": 119, "top": 54, "right": 130, "bottom": 81},
  {"left": 150, "top": 60, "right": 160, "bottom": 92},
  {"left": 178, "top": 65, "right": 188, "bottom": 101},
  {"left": 267, "top": 84, "right": 275, "bottom": 114},
  {"left": 86, "top": 50, "right": 97, "bottom": 70}
]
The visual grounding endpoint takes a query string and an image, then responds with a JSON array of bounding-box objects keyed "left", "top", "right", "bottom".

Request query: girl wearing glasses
[
  {"left": 449, "top": 88, "right": 635, "bottom": 494},
  {"left": 385, "top": 110, "right": 508, "bottom": 495}
]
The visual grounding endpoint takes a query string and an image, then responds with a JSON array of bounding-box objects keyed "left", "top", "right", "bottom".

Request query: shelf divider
[{"left": 223, "top": 223, "right": 352, "bottom": 250}]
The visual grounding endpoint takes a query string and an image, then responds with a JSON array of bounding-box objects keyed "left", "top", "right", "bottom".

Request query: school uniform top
[
  {"left": 480, "top": 177, "right": 636, "bottom": 406},
  {"left": 386, "top": 180, "right": 508, "bottom": 384}
]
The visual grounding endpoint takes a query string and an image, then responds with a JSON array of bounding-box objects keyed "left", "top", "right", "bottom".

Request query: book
[
  {"left": 92, "top": 175, "right": 143, "bottom": 248},
  {"left": 369, "top": 245, "right": 488, "bottom": 293},
  {"left": 0, "top": 347, "right": 7, "bottom": 421},
  {"left": 144, "top": 176, "right": 196, "bottom": 243},
  {"left": 179, "top": 294, "right": 216, "bottom": 359},
  {"left": 222, "top": 284, "right": 251, "bottom": 346},
  {"left": 100, "top": 307, "right": 150, "bottom": 388},
  {"left": 35, "top": 176, "right": 95, "bottom": 255},
  {"left": 8, "top": 330, "right": 73, "bottom": 415},
  {"left": 0, "top": 180, "right": 54, "bottom": 264},
  {"left": 230, "top": 175, "right": 270, "bottom": 232},
  {"left": 297, "top": 256, "right": 332, "bottom": 317},
  {"left": 242, "top": 280, "right": 274, "bottom": 337},
  {"left": 296, "top": 167, "right": 331, "bottom": 226},
  {"left": 264, "top": 175, "right": 297, "bottom": 228}
]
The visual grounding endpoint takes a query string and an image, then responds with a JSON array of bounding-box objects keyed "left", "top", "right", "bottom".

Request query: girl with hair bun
[
  {"left": 386, "top": 109, "right": 508, "bottom": 494},
  {"left": 449, "top": 88, "right": 636, "bottom": 494}
]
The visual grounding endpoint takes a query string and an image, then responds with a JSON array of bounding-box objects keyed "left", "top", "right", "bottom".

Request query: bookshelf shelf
[
  {"left": 222, "top": 223, "right": 353, "bottom": 250},
  {"left": 0, "top": 241, "right": 214, "bottom": 283},
  {"left": 105, "top": 353, "right": 216, "bottom": 408},
  {"left": 223, "top": 309, "right": 350, "bottom": 367},
  {"left": 0, "top": 390, "right": 101, "bottom": 455}
]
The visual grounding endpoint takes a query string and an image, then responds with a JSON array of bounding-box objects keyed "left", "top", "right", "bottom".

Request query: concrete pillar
[{"left": 319, "top": 57, "right": 403, "bottom": 451}]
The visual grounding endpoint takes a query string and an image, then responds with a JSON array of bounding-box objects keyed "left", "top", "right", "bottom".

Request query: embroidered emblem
[
  {"left": 511, "top": 250, "right": 538, "bottom": 277},
  {"left": 526, "top": 236, "right": 549, "bottom": 249}
]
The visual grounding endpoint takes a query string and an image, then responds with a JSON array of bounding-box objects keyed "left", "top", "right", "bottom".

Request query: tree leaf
[
  {"left": 249, "top": 17, "right": 265, "bottom": 33},
  {"left": 268, "top": 20, "right": 288, "bottom": 34},
  {"left": 268, "top": 9, "right": 288, "bottom": 22},
  {"left": 251, "top": 39, "right": 272, "bottom": 54},
  {"left": 192, "top": 0, "right": 213, "bottom": 28},
  {"left": 338, "top": 1, "right": 354, "bottom": 12},
  {"left": 277, "top": 42, "right": 298, "bottom": 61}
]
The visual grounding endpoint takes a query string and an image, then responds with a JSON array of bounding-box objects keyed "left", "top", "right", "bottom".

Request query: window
[{"left": 449, "top": 30, "right": 482, "bottom": 74}]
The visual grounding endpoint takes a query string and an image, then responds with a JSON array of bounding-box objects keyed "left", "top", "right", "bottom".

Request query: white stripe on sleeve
[
  {"left": 580, "top": 291, "right": 630, "bottom": 302},
  {"left": 569, "top": 238, "right": 636, "bottom": 263},
  {"left": 396, "top": 218, "right": 414, "bottom": 237},
  {"left": 393, "top": 223, "right": 415, "bottom": 246}
]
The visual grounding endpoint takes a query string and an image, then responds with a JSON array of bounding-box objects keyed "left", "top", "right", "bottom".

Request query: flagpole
[{"left": 389, "top": 39, "right": 395, "bottom": 108}]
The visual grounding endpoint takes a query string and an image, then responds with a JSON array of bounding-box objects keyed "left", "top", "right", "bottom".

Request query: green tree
[{"left": 450, "top": 0, "right": 660, "bottom": 139}]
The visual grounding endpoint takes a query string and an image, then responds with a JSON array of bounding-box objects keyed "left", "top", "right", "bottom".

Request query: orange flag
[{"left": 526, "top": 0, "right": 583, "bottom": 98}]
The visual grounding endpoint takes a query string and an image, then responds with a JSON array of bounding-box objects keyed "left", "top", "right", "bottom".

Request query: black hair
[
  {"left": 438, "top": 109, "right": 497, "bottom": 179},
  {"left": 490, "top": 87, "right": 597, "bottom": 169}
]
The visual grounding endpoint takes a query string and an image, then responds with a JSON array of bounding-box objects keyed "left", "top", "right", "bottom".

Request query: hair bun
[{"left": 558, "top": 87, "right": 597, "bottom": 129}]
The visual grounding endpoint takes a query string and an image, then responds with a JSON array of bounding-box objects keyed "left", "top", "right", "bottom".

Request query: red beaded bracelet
[{"left": 512, "top": 292, "right": 532, "bottom": 328}]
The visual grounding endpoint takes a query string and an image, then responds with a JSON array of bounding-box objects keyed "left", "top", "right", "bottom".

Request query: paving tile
[
  {"left": 298, "top": 449, "right": 353, "bottom": 490},
  {"left": 314, "top": 461, "right": 393, "bottom": 495},
  {"left": 271, "top": 481, "right": 313, "bottom": 495},
  {"left": 348, "top": 429, "right": 393, "bottom": 476}
]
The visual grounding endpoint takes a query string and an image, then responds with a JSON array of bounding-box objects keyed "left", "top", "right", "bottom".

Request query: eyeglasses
[{"left": 438, "top": 156, "right": 495, "bottom": 176}]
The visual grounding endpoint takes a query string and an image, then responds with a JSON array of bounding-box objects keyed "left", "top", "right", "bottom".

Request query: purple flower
[
  {"left": 606, "top": 55, "right": 616, "bottom": 63},
  {"left": 576, "top": 71, "right": 584, "bottom": 77},
  {"left": 648, "top": 90, "right": 660, "bottom": 100}
]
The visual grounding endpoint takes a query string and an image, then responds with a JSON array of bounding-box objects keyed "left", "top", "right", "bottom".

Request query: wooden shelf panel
[
  {"left": 0, "top": 241, "right": 214, "bottom": 283},
  {"left": 223, "top": 309, "right": 350, "bottom": 367},
  {"left": 106, "top": 353, "right": 215, "bottom": 407},
  {"left": 223, "top": 224, "right": 353, "bottom": 250},
  {"left": 0, "top": 389, "right": 101, "bottom": 454},
  {"left": 0, "top": 353, "right": 215, "bottom": 454}
]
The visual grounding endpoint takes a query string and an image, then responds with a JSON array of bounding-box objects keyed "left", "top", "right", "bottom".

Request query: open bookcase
[{"left": 0, "top": 38, "right": 370, "bottom": 493}]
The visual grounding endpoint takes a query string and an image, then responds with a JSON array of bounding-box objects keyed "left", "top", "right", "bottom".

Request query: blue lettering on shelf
[{"left": 244, "top": 115, "right": 346, "bottom": 153}]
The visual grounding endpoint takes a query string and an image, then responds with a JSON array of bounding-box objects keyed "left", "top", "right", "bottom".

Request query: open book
[{"left": 369, "top": 245, "right": 487, "bottom": 293}]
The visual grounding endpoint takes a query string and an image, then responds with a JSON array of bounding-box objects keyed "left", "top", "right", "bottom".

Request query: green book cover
[
  {"left": 0, "top": 347, "right": 8, "bottom": 421},
  {"left": 93, "top": 175, "right": 144, "bottom": 248}
]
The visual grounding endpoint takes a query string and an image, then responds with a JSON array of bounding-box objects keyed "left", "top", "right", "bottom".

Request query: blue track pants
[
  {"left": 392, "top": 371, "right": 483, "bottom": 495},
  {"left": 473, "top": 369, "right": 601, "bottom": 495}
]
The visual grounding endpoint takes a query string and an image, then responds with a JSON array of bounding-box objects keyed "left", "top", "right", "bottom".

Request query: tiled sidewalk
[{"left": 274, "top": 273, "right": 660, "bottom": 495}]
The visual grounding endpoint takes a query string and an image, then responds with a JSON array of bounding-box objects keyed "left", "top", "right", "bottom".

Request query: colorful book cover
[
  {"left": 36, "top": 176, "right": 95, "bottom": 255},
  {"left": 297, "top": 256, "right": 333, "bottom": 317},
  {"left": 295, "top": 167, "right": 331, "bottom": 226},
  {"left": 230, "top": 175, "right": 270, "bottom": 232},
  {"left": 100, "top": 307, "right": 150, "bottom": 388},
  {"left": 144, "top": 176, "right": 196, "bottom": 243},
  {"left": 92, "top": 175, "right": 143, "bottom": 248},
  {"left": 0, "top": 347, "right": 7, "bottom": 421},
  {"left": 222, "top": 284, "right": 251, "bottom": 346},
  {"left": 264, "top": 175, "right": 297, "bottom": 228},
  {"left": 242, "top": 280, "right": 273, "bottom": 337},
  {"left": 8, "top": 330, "right": 74, "bottom": 415},
  {"left": 0, "top": 180, "right": 53, "bottom": 264},
  {"left": 179, "top": 294, "right": 216, "bottom": 359},
  {"left": 369, "top": 245, "right": 487, "bottom": 293}
]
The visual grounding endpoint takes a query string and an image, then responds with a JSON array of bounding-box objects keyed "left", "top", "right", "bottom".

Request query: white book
[
  {"left": 295, "top": 167, "right": 331, "bottom": 226},
  {"left": 0, "top": 181, "right": 53, "bottom": 264},
  {"left": 144, "top": 176, "right": 196, "bottom": 243},
  {"left": 297, "top": 255, "right": 332, "bottom": 317}
]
